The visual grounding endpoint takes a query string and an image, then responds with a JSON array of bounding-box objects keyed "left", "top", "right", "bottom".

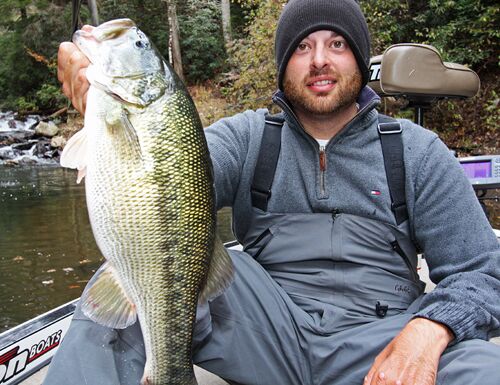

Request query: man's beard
[{"left": 283, "top": 68, "right": 362, "bottom": 115}]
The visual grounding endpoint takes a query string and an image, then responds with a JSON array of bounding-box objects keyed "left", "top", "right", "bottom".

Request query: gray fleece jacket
[{"left": 204, "top": 86, "right": 500, "bottom": 343}]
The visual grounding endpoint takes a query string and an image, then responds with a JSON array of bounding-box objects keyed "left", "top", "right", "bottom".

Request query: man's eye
[
  {"left": 297, "top": 43, "right": 309, "bottom": 51},
  {"left": 331, "top": 40, "right": 345, "bottom": 49}
]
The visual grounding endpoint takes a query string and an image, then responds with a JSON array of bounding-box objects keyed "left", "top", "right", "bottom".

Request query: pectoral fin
[
  {"left": 60, "top": 128, "right": 88, "bottom": 183},
  {"left": 105, "top": 109, "right": 143, "bottom": 161},
  {"left": 81, "top": 262, "right": 137, "bottom": 329},
  {"left": 198, "top": 235, "right": 234, "bottom": 303}
]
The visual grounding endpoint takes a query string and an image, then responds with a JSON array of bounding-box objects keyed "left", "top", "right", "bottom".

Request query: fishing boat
[{"left": 1, "top": 44, "right": 499, "bottom": 385}]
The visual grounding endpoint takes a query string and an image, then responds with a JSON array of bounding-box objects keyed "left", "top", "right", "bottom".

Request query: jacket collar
[{"left": 271, "top": 86, "right": 381, "bottom": 144}]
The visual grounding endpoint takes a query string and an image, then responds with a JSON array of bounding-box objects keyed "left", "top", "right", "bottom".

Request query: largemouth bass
[{"left": 61, "top": 19, "right": 233, "bottom": 385}]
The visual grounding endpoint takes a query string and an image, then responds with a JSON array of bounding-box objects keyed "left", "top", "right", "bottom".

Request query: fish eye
[{"left": 135, "top": 39, "right": 150, "bottom": 49}]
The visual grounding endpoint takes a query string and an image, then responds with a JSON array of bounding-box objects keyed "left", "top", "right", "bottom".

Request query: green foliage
[
  {"left": 4, "top": 84, "right": 63, "bottom": 115},
  {"left": 361, "top": 0, "right": 409, "bottom": 55},
  {"left": 34, "top": 83, "right": 67, "bottom": 111},
  {"left": 0, "top": 1, "right": 80, "bottom": 113},
  {"left": 14, "top": 97, "right": 37, "bottom": 115},
  {"left": 0, "top": 0, "right": 48, "bottom": 28},
  {"left": 230, "top": 1, "right": 255, "bottom": 38},
  {"left": 22, "top": 2, "right": 81, "bottom": 58},
  {"left": 0, "top": 30, "right": 50, "bottom": 112},
  {"left": 225, "top": 0, "right": 285, "bottom": 111},
  {"left": 424, "top": 0, "right": 499, "bottom": 69},
  {"left": 178, "top": 0, "right": 228, "bottom": 83},
  {"left": 483, "top": 90, "right": 499, "bottom": 130},
  {"left": 361, "top": 0, "right": 499, "bottom": 69}
]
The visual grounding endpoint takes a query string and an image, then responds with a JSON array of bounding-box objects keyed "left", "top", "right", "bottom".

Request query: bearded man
[{"left": 46, "top": 0, "right": 500, "bottom": 384}]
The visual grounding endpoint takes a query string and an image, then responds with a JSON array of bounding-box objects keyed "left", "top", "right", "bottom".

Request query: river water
[
  {"left": 0, "top": 165, "right": 234, "bottom": 333},
  {"left": 0, "top": 111, "right": 38, "bottom": 132}
]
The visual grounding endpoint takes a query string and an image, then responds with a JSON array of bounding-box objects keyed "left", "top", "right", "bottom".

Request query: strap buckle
[
  {"left": 264, "top": 118, "right": 284, "bottom": 126},
  {"left": 250, "top": 187, "right": 272, "bottom": 208},
  {"left": 251, "top": 186, "right": 272, "bottom": 198},
  {"left": 378, "top": 122, "right": 402, "bottom": 134}
]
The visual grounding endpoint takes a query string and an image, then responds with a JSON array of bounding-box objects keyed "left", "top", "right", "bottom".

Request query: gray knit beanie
[{"left": 275, "top": 0, "right": 371, "bottom": 90}]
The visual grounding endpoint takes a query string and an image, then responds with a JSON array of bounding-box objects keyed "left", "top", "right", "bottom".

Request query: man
[{"left": 47, "top": 0, "right": 500, "bottom": 384}]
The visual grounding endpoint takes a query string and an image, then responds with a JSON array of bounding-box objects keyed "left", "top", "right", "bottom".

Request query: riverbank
[{"left": 0, "top": 85, "right": 226, "bottom": 165}]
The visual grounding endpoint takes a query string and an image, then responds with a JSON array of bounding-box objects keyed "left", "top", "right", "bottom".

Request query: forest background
[{"left": 0, "top": 0, "right": 498, "bottom": 154}]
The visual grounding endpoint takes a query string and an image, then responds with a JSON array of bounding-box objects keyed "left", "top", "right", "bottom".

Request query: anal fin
[{"left": 199, "top": 235, "right": 234, "bottom": 303}]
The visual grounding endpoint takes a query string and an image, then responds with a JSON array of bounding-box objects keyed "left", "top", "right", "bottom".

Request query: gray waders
[
  {"left": 43, "top": 115, "right": 500, "bottom": 385},
  {"left": 43, "top": 211, "right": 500, "bottom": 385}
]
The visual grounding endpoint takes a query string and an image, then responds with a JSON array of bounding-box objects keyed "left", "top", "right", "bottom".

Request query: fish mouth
[
  {"left": 94, "top": 18, "right": 136, "bottom": 41},
  {"left": 73, "top": 18, "right": 136, "bottom": 44},
  {"left": 72, "top": 18, "right": 138, "bottom": 68}
]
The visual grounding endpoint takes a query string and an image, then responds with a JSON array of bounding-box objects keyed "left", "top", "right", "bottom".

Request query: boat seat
[{"left": 368, "top": 43, "right": 480, "bottom": 103}]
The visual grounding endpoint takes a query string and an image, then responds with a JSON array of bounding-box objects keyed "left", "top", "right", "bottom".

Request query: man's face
[{"left": 283, "top": 30, "right": 362, "bottom": 115}]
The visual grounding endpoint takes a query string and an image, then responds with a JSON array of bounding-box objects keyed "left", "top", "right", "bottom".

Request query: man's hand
[
  {"left": 364, "top": 318, "right": 454, "bottom": 385},
  {"left": 57, "top": 26, "right": 94, "bottom": 115}
]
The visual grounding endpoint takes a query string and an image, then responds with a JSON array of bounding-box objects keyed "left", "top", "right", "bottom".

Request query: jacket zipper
[
  {"left": 319, "top": 145, "right": 327, "bottom": 196},
  {"left": 391, "top": 240, "right": 419, "bottom": 282},
  {"left": 272, "top": 93, "right": 378, "bottom": 198}
]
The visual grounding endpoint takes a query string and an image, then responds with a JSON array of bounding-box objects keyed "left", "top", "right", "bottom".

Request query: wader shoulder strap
[
  {"left": 250, "top": 112, "right": 408, "bottom": 224},
  {"left": 377, "top": 114, "right": 408, "bottom": 225},
  {"left": 251, "top": 114, "right": 284, "bottom": 211}
]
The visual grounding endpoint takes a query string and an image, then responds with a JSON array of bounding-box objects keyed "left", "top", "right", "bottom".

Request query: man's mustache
[{"left": 304, "top": 68, "right": 338, "bottom": 83}]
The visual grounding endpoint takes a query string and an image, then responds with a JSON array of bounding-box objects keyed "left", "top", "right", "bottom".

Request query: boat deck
[
  {"left": 14, "top": 235, "right": 500, "bottom": 385},
  {"left": 19, "top": 339, "right": 500, "bottom": 385},
  {"left": 19, "top": 365, "right": 231, "bottom": 385}
]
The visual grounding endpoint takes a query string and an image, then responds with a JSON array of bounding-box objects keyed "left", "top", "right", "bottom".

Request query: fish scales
[{"left": 61, "top": 19, "right": 232, "bottom": 385}]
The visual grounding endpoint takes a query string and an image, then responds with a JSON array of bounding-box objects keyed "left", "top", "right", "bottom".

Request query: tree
[
  {"left": 361, "top": 0, "right": 499, "bottom": 69},
  {"left": 166, "top": 0, "right": 184, "bottom": 81},
  {"left": 221, "top": 0, "right": 232, "bottom": 46},
  {"left": 87, "top": 0, "right": 99, "bottom": 26}
]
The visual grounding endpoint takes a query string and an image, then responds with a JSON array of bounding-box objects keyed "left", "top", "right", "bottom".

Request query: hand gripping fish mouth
[
  {"left": 61, "top": 19, "right": 234, "bottom": 385},
  {"left": 73, "top": 18, "right": 167, "bottom": 106}
]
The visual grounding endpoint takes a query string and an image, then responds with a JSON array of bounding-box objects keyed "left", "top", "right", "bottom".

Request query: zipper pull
[
  {"left": 319, "top": 145, "right": 326, "bottom": 171},
  {"left": 318, "top": 145, "right": 327, "bottom": 197}
]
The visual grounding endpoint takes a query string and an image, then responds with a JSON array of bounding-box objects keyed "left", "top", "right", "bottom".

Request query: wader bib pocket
[{"left": 242, "top": 208, "right": 425, "bottom": 331}]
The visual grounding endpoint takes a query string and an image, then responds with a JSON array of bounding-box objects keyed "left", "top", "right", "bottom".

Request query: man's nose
[{"left": 311, "top": 46, "right": 329, "bottom": 70}]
